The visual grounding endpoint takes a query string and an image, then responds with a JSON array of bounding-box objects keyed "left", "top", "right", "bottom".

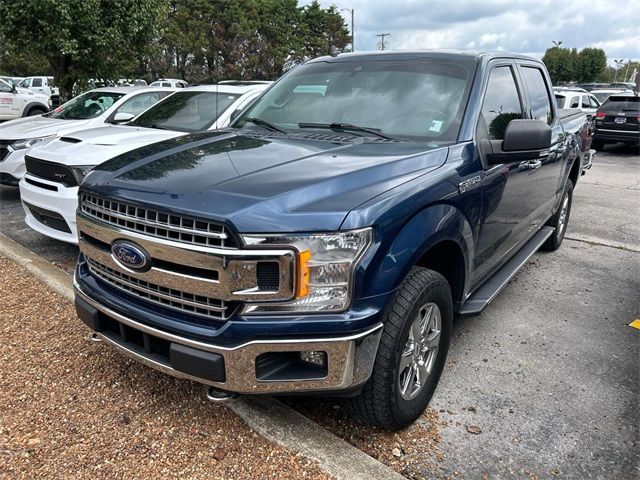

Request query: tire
[
  {"left": 541, "top": 179, "right": 573, "bottom": 251},
  {"left": 26, "top": 107, "right": 46, "bottom": 116},
  {"left": 348, "top": 267, "right": 453, "bottom": 431},
  {"left": 591, "top": 140, "right": 605, "bottom": 151}
]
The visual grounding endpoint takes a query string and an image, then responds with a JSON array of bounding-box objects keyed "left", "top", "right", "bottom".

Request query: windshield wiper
[
  {"left": 297, "top": 122, "right": 397, "bottom": 141},
  {"left": 244, "top": 117, "right": 287, "bottom": 133}
]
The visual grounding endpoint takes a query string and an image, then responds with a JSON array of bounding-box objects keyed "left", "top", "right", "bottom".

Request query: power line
[{"left": 376, "top": 33, "right": 391, "bottom": 51}]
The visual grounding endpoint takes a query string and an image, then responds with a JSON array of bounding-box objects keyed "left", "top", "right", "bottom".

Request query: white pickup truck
[{"left": 0, "top": 79, "right": 51, "bottom": 121}]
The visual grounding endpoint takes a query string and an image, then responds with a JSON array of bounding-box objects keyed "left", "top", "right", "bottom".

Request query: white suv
[
  {"left": 0, "top": 86, "right": 174, "bottom": 186},
  {"left": 553, "top": 88, "right": 601, "bottom": 118},
  {"left": 19, "top": 82, "right": 270, "bottom": 243}
]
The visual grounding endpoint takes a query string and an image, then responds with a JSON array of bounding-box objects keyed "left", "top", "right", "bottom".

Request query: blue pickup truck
[{"left": 74, "top": 51, "right": 591, "bottom": 430}]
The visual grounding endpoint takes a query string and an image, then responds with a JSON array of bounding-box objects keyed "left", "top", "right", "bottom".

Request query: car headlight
[
  {"left": 241, "top": 228, "right": 373, "bottom": 314},
  {"left": 70, "top": 165, "right": 95, "bottom": 184},
  {"left": 11, "top": 136, "right": 51, "bottom": 150}
]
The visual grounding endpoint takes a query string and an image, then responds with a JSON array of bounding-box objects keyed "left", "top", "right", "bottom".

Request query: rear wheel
[
  {"left": 26, "top": 107, "right": 46, "bottom": 116},
  {"left": 542, "top": 179, "right": 573, "bottom": 251},
  {"left": 348, "top": 267, "right": 453, "bottom": 430}
]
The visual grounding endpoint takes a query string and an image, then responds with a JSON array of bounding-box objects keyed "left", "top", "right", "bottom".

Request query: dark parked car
[
  {"left": 73, "top": 51, "right": 591, "bottom": 430},
  {"left": 592, "top": 94, "right": 640, "bottom": 150}
]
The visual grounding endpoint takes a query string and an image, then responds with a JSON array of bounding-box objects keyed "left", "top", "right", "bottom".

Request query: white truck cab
[
  {"left": 0, "top": 79, "right": 51, "bottom": 121},
  {"left": 18, "top": 76, "right": 59, "bottom": 98},
  {"left": 149, "top": 78, "right": 189, "bottom": 88}
]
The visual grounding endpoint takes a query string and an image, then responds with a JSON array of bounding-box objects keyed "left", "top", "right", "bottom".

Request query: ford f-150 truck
[{"left": 74, "top": 51, "right": 590, "bottom": 430}]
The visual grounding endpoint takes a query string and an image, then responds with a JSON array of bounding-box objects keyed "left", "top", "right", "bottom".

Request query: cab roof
[{"left": 310, "top": 49, "right": 540, "bottom": 64}]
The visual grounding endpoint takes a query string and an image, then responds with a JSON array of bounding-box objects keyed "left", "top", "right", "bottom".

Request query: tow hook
[
  {"left": 205, "top": 386, "right": 239, "bottom": 403},
  {"left": 90, "top": 332, "right": 102, "bottom": 343}
]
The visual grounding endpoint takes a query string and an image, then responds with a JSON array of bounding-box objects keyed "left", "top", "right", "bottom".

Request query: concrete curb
[{"left": 0, "top": 231, "right": 404, "bottom": 480}]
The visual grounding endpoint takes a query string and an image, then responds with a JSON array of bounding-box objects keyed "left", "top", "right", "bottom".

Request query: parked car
[
  {"left": 19, "top": 82, "right": 269, "bottom": 242},
  {"left": 18, "top": 76, "right": 61, "bottom": 107},
  {"left": 554, "top": 89, "right": 600, "bottom": 118},
  {"left": 0, "top": 86, "right": 174, "bottom": 186},
  {"left": 0, "top": 78, "right": 50, "bottom": 123},
  {"left": 71, "top": 51, "right": 590, "bottom": 430},
  {"left": 591, "top": 88, "right": 634, "bottom": 103},
  {"left": 592, "top": 93, "right": 640, "bottom": 150},
  {"left": 150, "top": 78, "right": 189, "bottom": 88}
]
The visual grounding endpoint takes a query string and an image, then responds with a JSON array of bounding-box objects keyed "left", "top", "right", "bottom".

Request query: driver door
[{"left": 473, "top": 63, "right": 536, "bottom": 281}]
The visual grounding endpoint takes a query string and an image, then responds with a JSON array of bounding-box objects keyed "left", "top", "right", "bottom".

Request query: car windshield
[
  {"left": 49, "top": 91, "right": 125, "bottom": 120},
  {"left": 129, "top": 91, "right": 240, "bottom": 132},
  {"left": 555, "top": 95, "right": 566, "bottom": 108},
  {"left": 234, "top": 58, "right": 475, "bottom": 142}
]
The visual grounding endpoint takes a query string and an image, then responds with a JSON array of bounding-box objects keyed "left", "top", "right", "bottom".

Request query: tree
[
  {"left": 0, "top": 0, "right": 165, "bottom": 100},
  {"left": 576, "top": 48, "right": 607, "bottom": 83},
  {"left": 300, "top": 1, "right": 350, "bottom": 59},
  {"left": 542, "top": 46, "right": 607, "bottom": 84}
]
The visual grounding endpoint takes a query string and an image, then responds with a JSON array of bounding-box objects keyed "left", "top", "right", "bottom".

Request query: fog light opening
[{"left": 300, "top": 350, "right": 327, "bottom": 367}]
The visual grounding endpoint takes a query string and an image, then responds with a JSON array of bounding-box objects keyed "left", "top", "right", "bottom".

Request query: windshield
[
  {"left": 130, "top": 91, "right": 240, "bottom": 132},
  {"left": 50, "top": 91, "right": 125, "bottom": 120},
  {"left": 555, "top": 95, "right": 566, "bottom": 108},
  {"left": 234, "top": 58, "right": 475, "bottom": 142}
]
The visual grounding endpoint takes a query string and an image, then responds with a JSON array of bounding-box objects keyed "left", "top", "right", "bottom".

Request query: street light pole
[
  {"left": 614, "top": 59, "right": 623, "bottom": 82},
  {"left": 341, "top": 8, "right": 354, "bottom": 52}
]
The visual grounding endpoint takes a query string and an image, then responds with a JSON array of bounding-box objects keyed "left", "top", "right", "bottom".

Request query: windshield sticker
[{"left": 429, "top": 120, "right": 444, "bottom": 132}]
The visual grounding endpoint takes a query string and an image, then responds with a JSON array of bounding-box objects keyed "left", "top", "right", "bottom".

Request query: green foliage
[
  {"left": 0, "top": 0, "right": 166, "bottom": 99},
  {"left": 542, "top": 46, "right": 608, "bottom": 84}
]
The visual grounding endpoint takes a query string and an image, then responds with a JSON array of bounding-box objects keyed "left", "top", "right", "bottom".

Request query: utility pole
[
  {"left": 341, "top": 8, "right": 355, "bottom": 52},
  {"left": 377, "top": 33, "right": 391, "bottom": 51}
]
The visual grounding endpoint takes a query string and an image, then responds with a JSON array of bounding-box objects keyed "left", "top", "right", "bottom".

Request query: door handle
[{"left": 526, "top": 160, "right": 542, "bottom": 170}]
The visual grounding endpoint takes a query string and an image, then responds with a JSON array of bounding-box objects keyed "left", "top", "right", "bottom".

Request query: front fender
[{"left": 356, "top": 203, "right": 473, "bottom": 300}]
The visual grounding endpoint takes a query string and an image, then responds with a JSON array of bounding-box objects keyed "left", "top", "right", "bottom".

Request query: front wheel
[
  {"left": 348, "top": 267, "right": 453, "bottom": 430},
  {"left": 26, "top": 107, "right": 46, "bottom": 116},
  {"left": 542, "top": 179, "right": 573, "bottom": 251}
]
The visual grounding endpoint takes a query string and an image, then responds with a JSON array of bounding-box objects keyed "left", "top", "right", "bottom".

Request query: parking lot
[{"left": 0, "top": 145, "right": 638, "bottom": 479}]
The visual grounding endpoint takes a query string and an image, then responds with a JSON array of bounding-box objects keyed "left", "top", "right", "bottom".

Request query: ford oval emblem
[{"left": 111, "top": 241, "right": 151, "bottom": 272}]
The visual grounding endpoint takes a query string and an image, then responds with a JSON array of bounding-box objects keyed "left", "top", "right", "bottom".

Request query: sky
[{"left": 306, "top": 0, "right": 639, "bottom": 69}]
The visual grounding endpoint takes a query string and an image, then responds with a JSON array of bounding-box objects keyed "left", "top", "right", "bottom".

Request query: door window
[
  {"left": 521, "top": 67, "right": 553, "bottom": 124},
  {"left": 19, "top": 78, "right": 30, "bottom": 88},
  {"left": 569, "top": 96, "right": 579, "bottom": 108},
  {"left": 32, "top": 78, "right": 43, "bottom": 87},
  {"left": 480, "top": 66, "right": 523, "bottom": 140},
  {"left": 581, "top": 96, "right": 590, "bottom": 108}
]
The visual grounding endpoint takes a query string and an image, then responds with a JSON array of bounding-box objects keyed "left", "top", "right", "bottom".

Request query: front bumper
[
  {"left": 19, "top": 175, "right": 79, "bottom": 243},
  {"left": 0, "top": 148, "right": 27, "bottom": 185},
  {"left": 74, "top": 275, "right": 383, "bottom": 395}
]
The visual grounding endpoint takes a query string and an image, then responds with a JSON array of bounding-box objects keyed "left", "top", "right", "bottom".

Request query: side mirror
[
  {"left": 502, "top": 119, "right": 552, "bottom": 152},
  {"left": 112, "top": 112, "right": 135, "bottom": 123}
]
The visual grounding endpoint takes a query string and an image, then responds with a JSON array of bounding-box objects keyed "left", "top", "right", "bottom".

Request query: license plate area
[{"left": 614, "top": 117, "right": 626, "bottom": 124}]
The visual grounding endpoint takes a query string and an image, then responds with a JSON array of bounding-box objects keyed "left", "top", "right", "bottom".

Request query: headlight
[
  {"left": 11, "top": 136, "right": 51, "bottom": 150},
  {"left": 241, "top": 228, "right": 373, "bottom": 313},
  {"left": 70, "top": 165, "right": 95, "bottom": 184}
]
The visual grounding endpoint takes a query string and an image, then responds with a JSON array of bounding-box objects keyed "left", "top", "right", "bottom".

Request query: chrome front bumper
[{"left": 74, "top": 276, "right": 382, "bottom": 394}]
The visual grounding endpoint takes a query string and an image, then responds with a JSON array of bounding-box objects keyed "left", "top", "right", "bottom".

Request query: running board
[{"left": 459, "top": 226, "right": 554, "bottom": 316}]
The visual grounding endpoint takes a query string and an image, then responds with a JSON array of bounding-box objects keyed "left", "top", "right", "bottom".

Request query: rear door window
[
  {"left": 480, "top": 66, "right": 523, "bottom": 140},
  {"left": 32, "top": 78, "right": 43, "bottom": 87},
  {"left": 520, "top": 67, "right": 553, "bottom": 124},
  {"left": 581, "top": 96, "right": 590, "bottom": 108}
]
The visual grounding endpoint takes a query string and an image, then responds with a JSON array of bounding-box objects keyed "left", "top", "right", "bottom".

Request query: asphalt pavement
[{"left": 0, "top": 143, "right": 638, "bottom": 479}]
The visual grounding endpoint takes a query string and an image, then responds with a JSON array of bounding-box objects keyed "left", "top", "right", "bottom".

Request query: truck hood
[
  {"left": 85, "top": 129, "right": 449, "bottom": 232},
  {"left": 0, "top": 117, "right": 93, "bottom": 140},
  {"left": 27, "top": 125, "right": 186, "bottom": 166}
]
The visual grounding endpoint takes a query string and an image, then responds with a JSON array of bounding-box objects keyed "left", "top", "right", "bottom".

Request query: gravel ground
[{"left": 0, "top": 255, "right": 330, "bottom": 480}]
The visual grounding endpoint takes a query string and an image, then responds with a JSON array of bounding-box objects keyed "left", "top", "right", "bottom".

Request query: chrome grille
[
  {"left": 87, "top": 258, "right": 232, "bottom": 320},
  {"left": 80, "top": 193, "right": 231, "bottom": 248}
]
